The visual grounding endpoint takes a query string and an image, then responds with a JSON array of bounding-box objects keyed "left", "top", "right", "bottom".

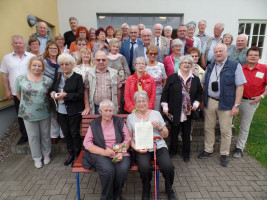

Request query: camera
[{"left": 211, "top": 81, "right": 219, "bottom": 92}]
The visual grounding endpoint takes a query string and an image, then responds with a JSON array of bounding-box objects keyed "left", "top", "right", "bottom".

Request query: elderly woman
[
  {"left": 70, "top": 37, "right": 87, "bottom": 63},
  {"left": 114, "top": 29, "right": 123, "bottom": 41},
  {"left": 121, "top": 23, "right": 129, "bottom": 41},
  {"left": 55, "top": 34, "right": 69, "bottom": 54},
  {"left": 89, "top": 28, "right": 96, "bottom": 43},
  {"left": 187, "top": 47, "right": 205, "bottom": 81},
  {"left": 161, "top": 55, "right": 203, "bottom": 162},
  {"left": 28, "top": 37, "right": 43, "bottom": 56},
  {"left": 69, "top": 26, "right": 93, "bottom": 53},
  {"left": 106, "top": 25, "right": 114, "bottom": 43},
  {"left": 124, "top": 57, "right": 156, "bottom": 113},
  {"left": 187, "top": 24, "right": 202, "bottom": 52},
  {"left": 92, "top": 27, "right": 110, "bottom": 56},
  {"left": 164, "top": 26, "right": 173, "bottom": 40},
  {"left": 82, "top": 99, "right": 131, "bottom": 200},
  {"left": 16, "top": 56, "right": 53, "bottom": 168},
  {"left": 222, "top": 33, "right": 236, "bottom": 57},
  {"left": 73, "top": 47, "right": 94, "bottom": 81},
  {"left": 43, "top": 42, "right": 65, "bottom": 144},
  {"left": 127, "top": 91, "right": 176, "bottom": 200},
  {"left": 50, "top": 53, "right": 84, "bottom": 166},
  {"left": 145, "top": 45, "right": 167, "bottom": 111},
  {"left": 163, "top": 39, "right": 183, "bottom": 77}
]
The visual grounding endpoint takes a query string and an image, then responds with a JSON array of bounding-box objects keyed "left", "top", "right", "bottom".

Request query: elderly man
[
  {"left": 201, "top": 23, "right": 224, "bottom": 68},
  {"left": 233, "top": 47, "right": 267, "bottom": 158},
  {"left": 229, "top": 34, "right": 249, "bottom": 66},
  {"left": 84, "top": 51, "right": 121, "bottom": 115},
  {"left": 196, "top": 20, "right": 210, "bottom": 47},
  {"left": 119, "top": 25, "right": 143, "bottom": 74},
  {"left": 0, "top": 35, "right": 34, "bottom": 145},
  {"left": 121, "top": 23, "right": 129, "bottom": 41},
  {"left": 138, "top": 23, "right": 145, "bottom": 38},
  {"left": 164, "top": 26, "right": 173, "bottom": 40},
  {"left": 64, "top": 17, "right": 78, "bottom": 48},
  {"left": 27, "top": 21, "right": 53, "bottom": 52},
  {"left": 151, "top": 23, "right": 170, "bottom": 60},
  {"left": 170, "top": 24, "right": 193, "bottom": 55},
  {"left": 82, "top": 99, "right": 131, "bottom": 200},
  {"left": 132, "top": 28, "right": 162, "bottom": 66},
  {"left": 198, "top": 43, "right": 246, "bottom": 167}
]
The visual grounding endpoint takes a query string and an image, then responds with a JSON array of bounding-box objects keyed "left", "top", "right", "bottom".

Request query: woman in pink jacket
[{"left": 124, "top": 57, "right": 156, "bottom": 113}]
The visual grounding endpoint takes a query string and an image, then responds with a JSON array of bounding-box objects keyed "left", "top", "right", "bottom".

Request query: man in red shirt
[{"left": 233, "top": 46, "right": 267, "bottom": 158}]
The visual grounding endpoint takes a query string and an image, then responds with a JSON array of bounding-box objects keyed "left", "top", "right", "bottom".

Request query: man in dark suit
[
  {"left": 132, "top": 28, "right": 162, "bottom": 70},
  {"left": 151, "top": 23, "right": 170, "bottom": 61},
  {"left": 119, "top": 25, "right": 143, "bottom": 74}
]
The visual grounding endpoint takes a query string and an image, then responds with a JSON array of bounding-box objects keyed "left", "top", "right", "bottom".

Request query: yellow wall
[{"left": 0, "top": 0, "right": 60, "bottom": 107}]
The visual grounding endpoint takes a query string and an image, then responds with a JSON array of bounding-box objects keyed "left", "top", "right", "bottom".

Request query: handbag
[{"left": 191, "top": 108, "right": 201, "bottom": 120}]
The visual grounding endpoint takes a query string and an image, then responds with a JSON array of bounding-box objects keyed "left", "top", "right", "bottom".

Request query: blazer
[
  {"left": 151, "top": 36, "right": 170, "bottom": 61},
  {"left": 132, "top": 45, "right": 162, "bottom": 70},
  {"left": 119, "top": 38, "right": 143, "bottom": 68},
  {"left": 51, "top": 72, "right": 85, "bottom": 116},
  {"left": 161, "top": 73, "right": 203, "bottom": 126}
]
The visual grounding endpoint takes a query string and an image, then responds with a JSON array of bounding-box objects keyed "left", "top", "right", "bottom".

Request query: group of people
[{"left": 1, "top": 16, "right": 267, "bottom": 200}]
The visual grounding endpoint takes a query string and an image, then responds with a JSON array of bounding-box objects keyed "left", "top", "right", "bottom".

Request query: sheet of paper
[{"left": 135, "top": 122, "right": 153, "bottom": 150}]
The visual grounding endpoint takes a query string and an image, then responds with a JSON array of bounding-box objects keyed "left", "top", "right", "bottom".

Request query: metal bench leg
[
  {"left": 76, "top": 172, "right": 81, "bottom": 200},
  {"left": 156, "top": 169, "right": 159, "bottom": 200}
]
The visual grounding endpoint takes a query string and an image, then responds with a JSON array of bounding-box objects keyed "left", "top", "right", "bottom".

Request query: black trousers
[
  {"left": 13, "top": 95, "right": 27, "bottom": 138},
  {"left": 135, "top": 147, "right": 174, "bottom": 197},
  {"left": 170, "top": 119, "right": 192, "bottom": 156},
  {"left": 57, "top": 113, "right": 81, "bottom": 157},
  {"left": 95, "top": 155, "right": 131, "bottom": 200}
]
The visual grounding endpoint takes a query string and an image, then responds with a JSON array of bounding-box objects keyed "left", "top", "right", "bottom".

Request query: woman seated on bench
[
  {"left": 126, "top": 91, "right": 176, "bottom": 200},
  {"left": 82, "top": 99, "right": 131, "bottom": 200}
]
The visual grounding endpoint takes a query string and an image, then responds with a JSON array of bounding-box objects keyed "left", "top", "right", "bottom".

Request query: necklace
[{"left": 136, "top": 110, "right": 149, "bottom": 116}]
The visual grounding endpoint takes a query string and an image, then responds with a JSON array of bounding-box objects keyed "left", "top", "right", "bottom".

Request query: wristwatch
[
  {"left": 261, "top": 94, "right": 265, "bottom": 99},
  {"left": 234, "top": 104, "right": 240, "bottom": 108}
]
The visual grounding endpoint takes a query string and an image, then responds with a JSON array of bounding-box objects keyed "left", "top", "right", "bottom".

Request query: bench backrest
[{"left": 81, "top": 114, "right": 129, "bottom": 137}]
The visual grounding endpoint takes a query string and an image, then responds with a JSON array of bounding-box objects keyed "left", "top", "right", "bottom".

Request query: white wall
[{"left": 57, "top": 0, "right": 267, "bottom": 62}]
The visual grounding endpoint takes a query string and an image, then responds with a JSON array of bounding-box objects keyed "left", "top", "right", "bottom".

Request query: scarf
[
  {"left": 107, "top": 53, "right": 122, "bottom": 61},
  {"left": 45, "top": 57, "right": 60, "bottom": 69},
  {"left": 178, "top": 75, "right": 192, "bottom": 115},
  {"left": 133, "top": 72, "right": 150, "bottom": 92}
]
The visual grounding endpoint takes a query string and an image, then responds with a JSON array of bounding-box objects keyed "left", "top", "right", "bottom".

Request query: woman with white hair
[
  {"left": 50, "top": 53, "right": 85, "bottom": 166},
  {"left": 161, "top": 55, "right": 203, "bottom": 162},
  {"left": 164, "top": 26, "right": 173, "bottom": 40},
  {"left": 186, "top": 24, "right": 202, "bottom": 52},
  {"left": 163, "top": 39, "right": 183, "bottom": 77}
]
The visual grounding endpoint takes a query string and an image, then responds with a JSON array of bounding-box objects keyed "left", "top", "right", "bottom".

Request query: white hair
[
  {"left": 141, "top": 28, "right": 152, "bottom": 36},
  {"left": 57, "top": 53, "right": 75, "bottom": 65},
  {"left": 164, "top": 26, "right": 173, "bottom": 32},
  {"left": 121, "top": 23, "right": 129, "bottom": 29},
  {"left": 154, "top": 23, "right": 163, "bottom": 30},
  {"left": 134, "top": 56, "right": 147, "bottom": 66},
  {"left": 134, "top": 91, "right": 149, "bottom": 103},
  {"left": 238, "top": 33, "right": 248, "bottom": 41},
  {"left": 214, "top": 43, "right": 228, "bottom": 52},
  {"left": 99, "top": 99, "right": 114, "bottom": 110},
  {"left": 178, "top": 55, "right": 194, "bottom": 67}
]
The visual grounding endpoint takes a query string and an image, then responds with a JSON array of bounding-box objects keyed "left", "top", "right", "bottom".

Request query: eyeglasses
[
  {"left": 136, "top": 100, "right": 147, "bottom": 104},
  {"left": 181, "top": 62, "right": 191, "bottom": 65},
  {"left": 59, "top": 63, "right": 70, "bottom": 66},
  {"left": 96, "top": 59, "right": 106, "bottom": 62}
]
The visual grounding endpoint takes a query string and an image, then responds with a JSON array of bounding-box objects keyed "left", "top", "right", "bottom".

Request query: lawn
[{"left": 235, "top": 98, "right": 267, "bottom": 168}]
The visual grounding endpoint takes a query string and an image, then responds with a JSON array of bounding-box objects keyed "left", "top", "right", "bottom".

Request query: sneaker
[
  {"left": 44, "top": 156, "right": 51, "bottom": 165},
  {"left": 221, "top": 155, "right": 229, "bottom": 167},
  {"left": 198, "top": 151, "right": 213, "bottom": 159},
  {"left": 233, "top": 148, "right": 243, "bottom": 158},
  {"left": 34, "top": 160, "right": 42, "bottom": 169}
]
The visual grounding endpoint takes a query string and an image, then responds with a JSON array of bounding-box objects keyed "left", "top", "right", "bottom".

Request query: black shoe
[
  {"left": 183, "top": 155, "right": 190, "bottom": 163},
  {"left": 114, "top": 197, "right": 121, "bottom": 200},
  {"left": 198, "top": 151, "right": 213, "bottom": 159},
  {"left": 233, "top": 148, "right": 243, "bottom": 158},
  {"left": 221, "top": 155, "right": 229, "bottom": 167},
  {"left": 167, "top": 189, "right": 177, "bottom": 200},
  {"left": 17, "top": 137, "right": 28, "bottom": 145},
  {"left": 64, "top": 155, "right": 75, "bottom": 166}
]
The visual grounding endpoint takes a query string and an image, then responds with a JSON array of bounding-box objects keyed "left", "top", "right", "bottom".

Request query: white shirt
[
  {"left": 0, "top": 51, "right": 34, "bottom": 95},
  {"left": 154, "top": 36, "right": 161, "bottom": 49}
]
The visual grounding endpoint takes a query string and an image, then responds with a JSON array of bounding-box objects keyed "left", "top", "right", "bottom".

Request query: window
[
  {"left": 97, "top": 14, "right": 182, "bottom": 31},
  {"left": 238, "top": 21, "right": 266, "bottom": 56}
]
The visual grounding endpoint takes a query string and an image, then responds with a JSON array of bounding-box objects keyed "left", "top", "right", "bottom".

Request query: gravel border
[{"left": 0, "top": 122, "right": 19, "bottom": 163}]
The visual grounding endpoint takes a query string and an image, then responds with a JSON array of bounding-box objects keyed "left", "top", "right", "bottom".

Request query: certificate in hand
[{"left": 135, "top": 122, "right": 153, "bottom": 149}]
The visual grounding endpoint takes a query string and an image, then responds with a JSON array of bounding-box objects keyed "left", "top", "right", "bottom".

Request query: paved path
[{"left": 0, "top": 152, "right": 266, "bottom": 200}]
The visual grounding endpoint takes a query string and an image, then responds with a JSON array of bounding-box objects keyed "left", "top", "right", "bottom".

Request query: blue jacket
[
  {"left": 203, "top": 59, "right": 238, "bottom": 110},
  {"left": 119, "top": 38, "right": 143, "bottom": 68}
]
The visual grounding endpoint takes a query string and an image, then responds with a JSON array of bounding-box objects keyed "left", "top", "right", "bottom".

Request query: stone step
[{"left": 11, "top": 131, "right": 237, "bottom": 155}]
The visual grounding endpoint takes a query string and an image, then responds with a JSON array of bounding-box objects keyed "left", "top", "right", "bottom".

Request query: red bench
[{"left": 72, "top": 114, "right": 160, "bottom": 200}]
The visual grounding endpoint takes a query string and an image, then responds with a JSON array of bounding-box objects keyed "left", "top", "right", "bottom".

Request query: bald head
[{"left": 141, "top": 28, "right": 152, "bottom": 46}]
